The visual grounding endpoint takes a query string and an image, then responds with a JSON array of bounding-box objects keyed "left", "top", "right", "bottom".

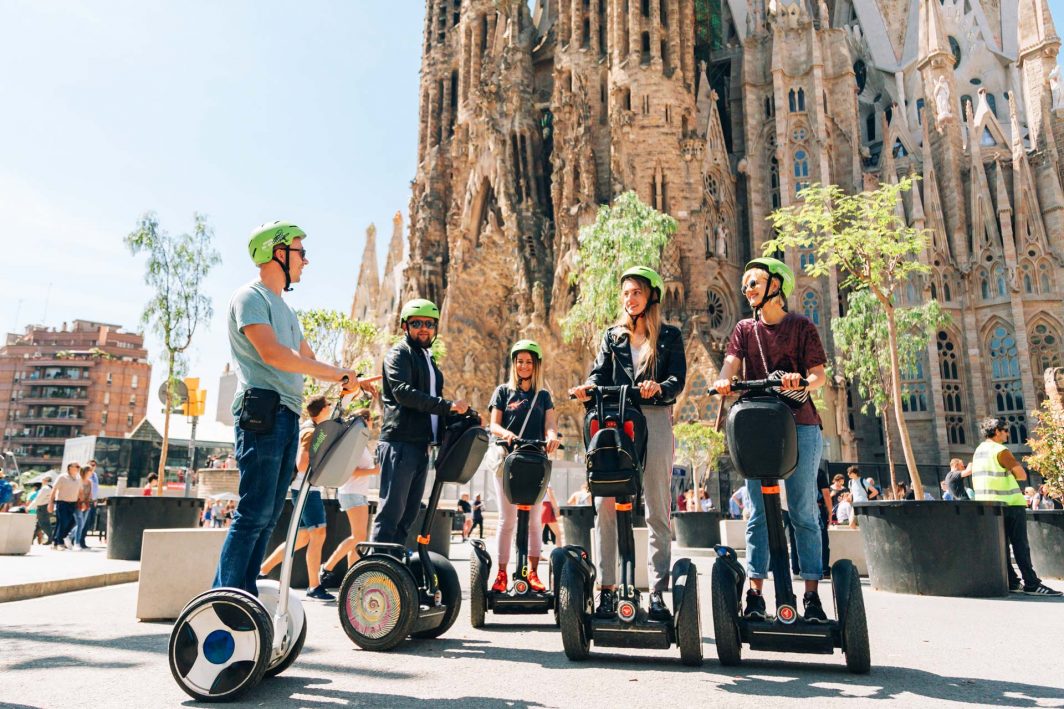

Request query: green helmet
[
  {"left": 510, "top": 339, "right": 543, "bottom": 361},
  {"left": 248, "top": 221, "right": 307, "bottom": 265},
  {"left": 745, "top": 257, "right": 795, "bottom": 299},
  {"left": 400, "top": 298, "right": 440, "bottom": 323},
  {"left": 620, "top": 266, "right": 664, "bottom": 303}
]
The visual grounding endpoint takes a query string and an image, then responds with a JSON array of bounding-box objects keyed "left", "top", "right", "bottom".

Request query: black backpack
[{"left": 582, "top": 386, "right": 646, "bottom": 498}]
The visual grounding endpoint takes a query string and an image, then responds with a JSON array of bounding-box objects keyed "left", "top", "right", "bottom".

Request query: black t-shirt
[
  {"left": 489, "top": 385, "right": 555, "bottom": 442},
  {"left": 945, "top": 471, "right": 968, "bottom": 500},
  {"left": 816, "top": 465, "right": 831, "bottom": 513},
  {"left": 473, "top": 499, "right": 483, "bottom": 522},
  {"left": 457, "top": 499, "right": 472, "bottom": 514}
]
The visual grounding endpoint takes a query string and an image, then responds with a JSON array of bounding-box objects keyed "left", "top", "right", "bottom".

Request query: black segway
[
  {"left": 169, "top": 391, "right": 370, "bottom": 702},
  {"left": 470, "top": 439, "right": 557, "bottom": 626},
  {"left": 557, "top": 385, "right": 703, "bottom": 666},
  {"left": 338, "top": 409, "right": 488, "bottom": 651},
  {"left": 709, "top": 378, "right": 870, "bottom": 673}
]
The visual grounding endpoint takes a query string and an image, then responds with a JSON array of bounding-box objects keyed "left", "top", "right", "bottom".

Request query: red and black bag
[{"left": 582, "top": 386, "right": 646, "bottom": 498}]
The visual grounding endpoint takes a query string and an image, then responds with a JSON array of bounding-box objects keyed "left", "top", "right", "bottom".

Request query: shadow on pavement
[
  {"left": 0, "top": 627, "right": 168, "bottom": 656},
  {"left": 713, "top": 661, "right": 1064, "bottom": 706},
  {"left": 7, "top": 655, "right": 140, "bottom": 671},
  {"left": 226, "top": 675, "right": 541, "bottom": 708}
]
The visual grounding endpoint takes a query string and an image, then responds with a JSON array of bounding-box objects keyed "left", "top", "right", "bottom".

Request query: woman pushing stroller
[{"left": 569, "top": 266, "right": 686, "bottom": 622}]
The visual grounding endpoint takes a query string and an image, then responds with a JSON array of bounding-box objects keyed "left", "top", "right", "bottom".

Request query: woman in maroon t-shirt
[{"left": 712, "top": 257, "right": 830, "bottom": 624}]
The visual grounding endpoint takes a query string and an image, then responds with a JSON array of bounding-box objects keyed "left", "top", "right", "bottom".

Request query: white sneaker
[{"left": 63, "top": 537, "right": 73, "bottom": 549}]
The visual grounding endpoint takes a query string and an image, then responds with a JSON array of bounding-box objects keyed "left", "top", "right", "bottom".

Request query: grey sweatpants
[{"left": 595, "top": 405, "right": 673, "bottom": 592}]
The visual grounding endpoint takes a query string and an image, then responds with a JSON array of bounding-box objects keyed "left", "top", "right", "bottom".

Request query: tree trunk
[
  {"left": 157, "top": 351, "right": 175, "bottom": 496},
  {"left": 883, "top": 304, "right": 924, "bottom": 498},
  {"left": 881, "top": 412, "right": 897, "bottom": 496}
]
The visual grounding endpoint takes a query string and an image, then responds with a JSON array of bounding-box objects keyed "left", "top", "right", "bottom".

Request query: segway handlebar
[
  {"left": 568, "top": 384, "right": 636, "bottom": 400},
  {"left": 723, "top": 377, "right": 809, "bottom": 392}
]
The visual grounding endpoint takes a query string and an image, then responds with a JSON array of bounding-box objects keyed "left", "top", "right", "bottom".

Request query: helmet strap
[{"left": 272, "top": 246, "right": 294, "bottom": 292}]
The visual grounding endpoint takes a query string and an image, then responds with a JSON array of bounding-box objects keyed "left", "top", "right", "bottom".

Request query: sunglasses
[
  {"left": 277, "top": 246, "right": 307, "bottom": 260},
  {"left": 406, "top": 319, "right": 437, "bottom": 330},
  {"left": 740, "top": 278, "right": 764, "bottom": 294}
]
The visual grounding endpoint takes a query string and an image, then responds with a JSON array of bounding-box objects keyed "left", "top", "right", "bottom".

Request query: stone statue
[
  {"left": 715, "top": 224, "right": 729, "bottom": 259},
  {"left": 933, "top": 76, "right": 953, "bottom": 121},
  {"left": 531, "top": 282, "right": 547, "bottom": 327},
  {"left": 1050, "top": 66, "right": 1064, "bottom": 111}
]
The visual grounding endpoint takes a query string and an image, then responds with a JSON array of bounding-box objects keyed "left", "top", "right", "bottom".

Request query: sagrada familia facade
[{"left": 353, "top": 0, "right": 1064, "bottom": 468}]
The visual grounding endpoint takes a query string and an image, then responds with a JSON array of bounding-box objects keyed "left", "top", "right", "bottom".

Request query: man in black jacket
[{"left": 372, "top": 299, "right": 468, "bottom": 545}]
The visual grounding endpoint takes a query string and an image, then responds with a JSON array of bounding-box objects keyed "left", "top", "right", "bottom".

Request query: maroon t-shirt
[{"left": 725, "top": 313, "right": 827, "bottom": 426}]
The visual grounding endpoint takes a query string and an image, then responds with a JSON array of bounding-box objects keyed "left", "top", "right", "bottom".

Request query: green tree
[
  {"left": 832, "top": 291, "right": 949, "bottom": 494},
  {"left": 561, "top": 191, "right": 677, "bottom": 344},
  {"left": 673, "top": 421, "right": 727, "bottom": 507},
  {"left": 766, "top": 176, "right": 934, "bottom": 497},
  {"left": 297, "top": 309, "right": 380, "bottom": 400},
  {"left": 126, "top": 212, "right": 220, "bottom": 493},
  {"left": 1026, "top": 397, "right": 1064, "bottom": 497}
]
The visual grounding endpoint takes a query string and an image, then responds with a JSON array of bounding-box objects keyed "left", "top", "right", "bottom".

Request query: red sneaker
[
  {"left": 527, "top": 569, "right": 547, "bottom": 593},
  {"left": 491, "top": 569, "right": 508, "bottom": 593}
]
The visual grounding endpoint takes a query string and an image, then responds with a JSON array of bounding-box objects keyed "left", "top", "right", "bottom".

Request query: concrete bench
[
  {"left": 592, "top": 526, "right": 649, "bottom": 590},
  {"left": 719, "top": 519, "right": 747, "bottom": 551},
  {"left": 136, "top": 528, "right": 227, "bottom": 621},
  {"left": 0, "top": 513, "right": 37, "bottom": 555},
  {"left": 828, "top": 526, "right": 868, "bottom": 576}
]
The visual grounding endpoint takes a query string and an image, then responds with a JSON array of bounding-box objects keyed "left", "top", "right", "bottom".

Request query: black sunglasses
[{"left": 406, "top": 319, "right": 437, "bottom": 330}]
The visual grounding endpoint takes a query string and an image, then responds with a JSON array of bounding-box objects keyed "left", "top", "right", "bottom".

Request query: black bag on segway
[
  {"left": 503, "top": 444, "right": 553, "bottom": 506},
  {"left": 725, "top": 395, "right": 798, "bottom": 481},
  {"left": 435, "top": 410, "right": 489, "bottom": 484},
  {"left": 582, "top": 387, "right": 646, "bottom": 498},
  {"left": 307, "top": 413, "right": 371, "bottom": 488}
]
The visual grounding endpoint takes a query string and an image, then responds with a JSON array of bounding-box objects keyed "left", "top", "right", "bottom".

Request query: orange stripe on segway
[
  {"left": 615, "top": 502, "right": 634, "bottom": 511},
  {"left": 416, "top": 535, "right": 431, "bottom": 544},
  {"left": 761, "top": 485, "right": 781, "bottom": 495},
  {"left": 516, "top": 505, "right": 532, "bottom": 511}
]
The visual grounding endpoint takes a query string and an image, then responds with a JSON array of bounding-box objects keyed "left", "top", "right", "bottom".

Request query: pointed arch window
[
  {"left": 801, "top": 291, "right": 820, "bottom": 326},
  {"left": 893, "top": 138, "right": 907, "bottom": 158},
  {"left": 1021, "top": 262, "right": 1035, "bottom": 294},
  {"left": 988, "top": 324, "right": 1027, "bottom": 444},
  {"left": 937, "top": 331, "right": 967, "bottom": 444},
  {"left": 770, "top": 157, "right": 781, "bottom": 210},
  {"left": 799, "top": 249, "right": 815, "bottom": 269},
  {"left": 1029, "top": 322, "right": 1063, "bottom": 403},
  {"left": 901, "top": 358, "right": 929, "bottom": 413},
  {"left": 986, "top": 93, "right": 997, "bottom": 117},
  {"left": 1038, "top": 260, "right": 1054, "bottom": 293},
  {"left": 992, "top": 263, "right": 1007, "bottom": 297},
  {"left": 981, "top": 127, "right": 995, "bottom": 147},
  {"left": 793, "top": 149, "right": 809, "bottom": 194},
  {"left": 978, "top": 268, "right": 990, "bottom": 300},
  {"left": 789, "top": 89, "right": 796, "bottom": 112}
]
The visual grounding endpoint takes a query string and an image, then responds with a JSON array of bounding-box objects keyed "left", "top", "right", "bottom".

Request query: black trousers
[
  {"left": 53, "top": 501, "right": 76, "bottom": 545},
  {"left": 1003, "top": 505, "right": 1040, "bottom": 588}
]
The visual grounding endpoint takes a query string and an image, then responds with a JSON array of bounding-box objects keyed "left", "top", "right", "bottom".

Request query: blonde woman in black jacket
[{"left": 570, "top": 266, "right": 686, "bottom": 622}]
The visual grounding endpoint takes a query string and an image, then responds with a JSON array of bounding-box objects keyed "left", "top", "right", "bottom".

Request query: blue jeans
[
  {"left": 78, "top": 506, "right": 96, "bottom": 546},
  {"left": 746, "top": 425, "right": 824, "bottom": 581},
  {"left": 213, "top": 407, "right": 300, "bottom": 594},
  {"left": 372, "top": 441, "right": 429, "bottom": 545},
  {"left": 72, "top": 509, "right": 88, "bottom": 546}
]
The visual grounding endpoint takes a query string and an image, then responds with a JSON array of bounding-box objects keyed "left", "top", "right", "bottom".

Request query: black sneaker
[
  {"left": 803, "top": 591, "right": 829, "bottom": 623},
  {"left": 319, "top": 565, "right": 342, "bottom": 590},
  {"left": 1009, "top": 582, "right": 1023, "bottom": 593},
  {"left": 1023, "top": 583, "right": 1063, "bottom": 597},
  {"left": 307, "top": 585, "right": 336, "bottom": 601},
  {"left": 744, "top": 589, "right": 767, "bottom": 619},
  {"left": 648, "top": 590, "right": 671, "bottom": 621},
  {"left": 595, "top": 588, "right": 617, "bottom": 618}
]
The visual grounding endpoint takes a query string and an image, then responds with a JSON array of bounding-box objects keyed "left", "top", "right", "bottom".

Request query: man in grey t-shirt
[{"left": 212, "top": 220, "right": 368, "bottom": 595}]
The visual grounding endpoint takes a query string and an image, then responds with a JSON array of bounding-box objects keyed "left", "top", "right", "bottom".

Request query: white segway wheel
[
  {"left": 338, "top": 556, "right": 418, "bottom": 652},
  {"left": 169, "top": 588, "right": 273, "bottom": 702},
  {"left": 257, "top": 581, "right": 307, "bottom": 678},
  {"left": 710, "top": 560, "right": 742, "bottom": 666},
  {"left": 470, "top": 553, "right": 488, "bottom": 629}
]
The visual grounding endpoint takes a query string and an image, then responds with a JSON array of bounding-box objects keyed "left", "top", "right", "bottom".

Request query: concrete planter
[
  {"left": 1027, "top": 510, "right": 1064, "bottom": 579},
  {"left": 106, "top": 496, "right": 202, "bottom": 561},
  {"left": 854, "top": 501, "right": 1007, "bottom": 597},
  {"left": 719, "top": 519, "right": 747, "bottom": 551},
  {"left": 0, "top": 512, "right": 36, "bottom": 555},
  {"left": 672, "top": 511, "right": 723, "bottom": 548}
]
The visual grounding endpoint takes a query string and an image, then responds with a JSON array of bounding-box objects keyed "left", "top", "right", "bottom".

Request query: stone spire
[
  {"left": 377, "top": 211, "right": 406, "bottom": 327},
  {"left": 917, "top": 0, "right": 951, "bottom": 69},
  {"left": 1018, "top": 0, "right": 1062, "bottom": 148},
  {"left": 349, "top": 224, "right": 379, "bottom": 323},
  {"left": 1018, "top": 0, "right": 1060, "bottom": 54}
]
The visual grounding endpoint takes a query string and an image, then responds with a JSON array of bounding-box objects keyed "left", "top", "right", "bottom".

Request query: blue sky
[
  {"left": 1, "top": 1, "right": 424, "bottom": 441},
  {"left": 2, "top": 1, "right": 1063, "bottom": 443}
]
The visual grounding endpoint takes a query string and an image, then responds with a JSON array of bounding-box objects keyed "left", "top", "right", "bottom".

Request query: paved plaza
[{"left": 2, "top": 541, "right": 1063, "bottom": 709}]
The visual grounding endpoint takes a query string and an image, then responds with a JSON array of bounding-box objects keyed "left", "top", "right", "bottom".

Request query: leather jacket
[
  {"left": 379, "top": 338, "right": 452, "bottom": 444},
  {"left": 585, "top": 324, "right": 687, "bottom": 407}
]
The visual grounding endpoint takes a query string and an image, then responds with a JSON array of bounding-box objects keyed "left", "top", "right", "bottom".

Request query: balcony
[
  {"left": 21, "top": 396, "right": 91, "bottom": 406},
  {"left": 15, "top": 436, "right": 72, "bottom": 445},
  {"left": 17, "top": 417, "right": 87, "bottom": 426},
  {"left": 24, "top": 377, "right": 90, "bottom": 387}
]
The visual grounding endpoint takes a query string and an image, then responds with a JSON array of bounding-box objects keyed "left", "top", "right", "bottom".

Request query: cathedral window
[
  {"left": 938, "top": 331, "right": 967, "bottom": 444},
  {"left": 853, "top": 60, "right": 867, "bottom": 93},
  {"left": 916, "top": 98, "right": 924, "bottom": 125},
  {"left": 770, "top": 157, "right": 781, "bottom": 210},
  {"left": 641, "top": 0, "right": 650, "bottom": 17},
  {"left": 641, "top": 32, "right": 651, "bottom": 64},
  {"left": 788, "top": 89, "right": 806, "bottom": 112},
  {"left": 764, "top": 97, "right": 774, "bottom": 118},
  {"left": 1021, "top": 262, "right": 1034, "bottom": 294},
  {"left": 992, "top": 263, "right": 1006, "bottom": 297},
  {"left": 793, "top": 149, "right": 810, "bottom": 194},
  {"left": 866, "top": 111, "right": 876, "bottom": 142},
  {"left": 961, "top": 95, "right": 974, "bottom": 120},
  {"left": 978, "top": 268, "right": 990, "bottom": 300},
  {"left": 599, "top": 0, "right": 608, "bottom": 54},
  {"left": 706, "top": 289, "right": 727, "bottom": 331},
  {"left": 986, "top": 93, "right": 997, "bottom": 117},
  {"left": 801, "top": 291, "right": 820, "bottom": 326},
  {"left": 981, "top": 127, "right": 995, "bottom": 147},
  {"left": 797, "top": 88, "right": 806, "bottom": 111},
  {"left": 792, "top": 127, "right": 807, "bottom": 142},
  {"left": 799, "top": 249, "right": 815, "bottom": 270},
  {"left": 704, "top": 174, "right": 719, "bottom": 199},
  {"left": 893, "top": 139, "right": 907, "bottom": 158},
  {"left": 642, "top": 95, "right": 650, "bottom": 114},
  {"left": 948, "top": 36, "right": 962, "bottom": 67},
  {"left": 988, "top": 324, "right": 1027, "bottom": 444},
  {"left": 1038, "top": 260, "right": 1053, "bottom": 292},
  {"left": 1029, "top": 321, "right": 1063, "bottom": 403},
  {"left": 900, "top": 358, "right": 929, "bottom": 413},
  {"left": 623, "top": 87, "right": 632, "bottom": 111}
]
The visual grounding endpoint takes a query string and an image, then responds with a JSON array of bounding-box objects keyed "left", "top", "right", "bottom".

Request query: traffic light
[{"left": 182, "top": 378, "right": 207, "bottom": 418}]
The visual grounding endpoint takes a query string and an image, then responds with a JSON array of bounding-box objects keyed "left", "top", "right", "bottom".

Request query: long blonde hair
[
  {"left": 614, "top": 276, "right": 661, "bottom": 377},
  {"left": 508, "top": 354, "right": 545, "bottom": 393}
]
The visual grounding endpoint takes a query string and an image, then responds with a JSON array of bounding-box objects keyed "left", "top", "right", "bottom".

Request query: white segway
[{"left": 169, "top": 388, "right": 370, "bottom": 702}]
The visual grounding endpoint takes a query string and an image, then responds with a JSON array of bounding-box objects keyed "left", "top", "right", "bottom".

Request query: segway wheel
[
  {"left": 558, "top": 559, "right": 591, "bottom": 661},
  {"left": 710, "top": 559, "right": 742, "bottom": 666},
  {"left": 831, "top": 559, "right": 870, "bottom": 674},
  {"left": 169, "top": 588, "right": 273, "bottom": 702},
  {"left": 549, "top": 547, "right": 568, "bottom": 627},
  {"left": 256, "top": 582, "right": 307, "bottom": 679},
  {"left": 410, "top": 552, "right": 462, "bottom": 639},
  {"left": 470, "top": 553, "right": 488, "bottom": 629},
  {"left": 674, "top": 563, "right": 704, "bottom": 667},
  {"left": 338, "top": 557, "right": 418, "bottom": 652}
]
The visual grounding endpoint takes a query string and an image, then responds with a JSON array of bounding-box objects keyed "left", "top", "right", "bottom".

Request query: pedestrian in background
[
  {"left": 49, "top": 463, "right": 82, "bottom": 550},
  {"left": 30, "top": 475, "right": 54, "bottom": 545},
  {"left": 471, "top": 494, "right": 485, "bottom": 539},
  {"left": 72, "top": 466, "right": 93, "bottom": 550},
  {"left": 77, "top": 460, "right": 100, "bottom": 548}
]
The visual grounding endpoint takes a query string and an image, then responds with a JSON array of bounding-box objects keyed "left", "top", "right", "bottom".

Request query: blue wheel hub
[{"left": 203, "top": 629, "right": 236, "bottom": 664}]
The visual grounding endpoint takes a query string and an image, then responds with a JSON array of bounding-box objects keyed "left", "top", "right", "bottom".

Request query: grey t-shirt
[{"left": 228, "top": 280, "right": 304, "bottom": 415}]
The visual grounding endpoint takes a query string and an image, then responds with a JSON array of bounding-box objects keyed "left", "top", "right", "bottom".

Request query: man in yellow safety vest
[{"left": 971, "top": 417, "right": 1061, "bottom": 596}]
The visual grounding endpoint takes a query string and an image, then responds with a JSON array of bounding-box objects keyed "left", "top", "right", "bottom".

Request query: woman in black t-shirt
[{"left": 487, "top": 340, "right": 559, "bottom": 594}]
